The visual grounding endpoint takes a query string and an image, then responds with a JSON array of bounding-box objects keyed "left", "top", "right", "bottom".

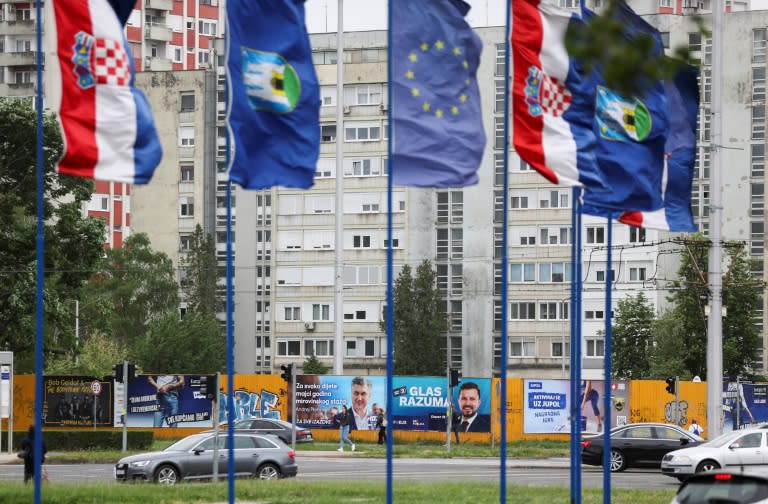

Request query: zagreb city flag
[
  {"left": 226, "top": 0, "right": 320, "bottom": 190},
  {"left": 44, "top": 0, "right": 162, "bottom": 184}
]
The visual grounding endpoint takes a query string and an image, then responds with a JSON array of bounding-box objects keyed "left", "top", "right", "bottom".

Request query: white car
[
  {"left": 661, "top": 427, "right": 768, "bottom": 480},
  {"left": 670, "top": 471, "right": 768, "bottom": 504}
]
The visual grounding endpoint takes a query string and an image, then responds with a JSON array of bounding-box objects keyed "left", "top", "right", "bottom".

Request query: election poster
[
  {"left": 523, "top": 379, "right": 630, "bottom": 434},
  {"left": 124, "top": 375, "right": 213, "bottom": 428},
  {"left": 294, "top": 375, "right": 386, "bottom": 430},
  {"left": 390, "top": 376, "right": 451, "bottom": 431},
  {"left": 43, "top": 376, "right": 113, "bottom": 427}
]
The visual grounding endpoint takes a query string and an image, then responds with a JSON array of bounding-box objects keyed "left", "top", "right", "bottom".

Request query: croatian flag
[
  {"left": 511, "top": 0, "right": 606, "bottom": 190},
  {"left": 44, "top": 0, "right": 162, "bottom": 184}
]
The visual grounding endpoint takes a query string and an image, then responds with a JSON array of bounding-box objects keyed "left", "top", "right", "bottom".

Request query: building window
[
  {"left": 179, "top": 126, "right": 195, "bottom": 146},
  {"left": 585, "top": 310, "right": 604, "bottom": 320},
  {"left": 754, "top": 28, "right": 767, "bottom": 64},
  {"left": 539, "top": 189, "right": 569, "bottom": 209},
  {"left": 540, "top": 226, "right": 571, "bottom": 245},
  {"left": 494, "top": 116, "right": 504, "bottom": 149},
  {"left": 180, "top": 235, "right": 191, "bottom": 251},
  {"left": 510, "top": 302, "right": 535, "bottom": 320},
  {"left": 511, "top": 195, "right": 529, "bottom": 209},
  {"left": 539, "top": 301, "right": 568, "bottom": 320},
  {"left": 629, "top": 267, "right": 647, "bottom": 281},
  {"left": 539, "top": 262, "right": 570, "bottom": 283},
  {"left": 198, "top": 20, "right": 217, "bottom": 36},
  {"left": 595, "top": 269, "right": 616, "bottom": 282},
  {"left": 510, "top": 263, "right": 535, "bottom": 283},
  {"left": 752, "top": 182, "right": 764, "bottom": 217},
  {"left": 321, "top": 124, "right": 336, "bottom": 142},
  {"left": 364, "top": 339, "right": 376, "bottom": 357},
  {"left": 495, "top": 43, "right": 505, "bottom": 76},
  {"left": 344, "top": 84, "right": 382, "bottom": 105},
  {"left": 180, "top": 164, "right": 194, "bottom": 182},
  {"left": 586, "top": 338, "right": 605, "bottom": 357},
  {"left": 346, "top": 340, "right": 356, "bottom": 356},
  {"left": 552, "top": 341, "right": 570, "bottom": 357},
  {"left": 305, "top": 339, "right": 333, "bottom": 357},
  {"left": 277, "top": 340, "right": 301, "bottom": 356},
  {"left": 511, "top": 340, "right": 536, "bottom": 357},
  {"left": 436, "top": 191, "right": 463, "bottom": 224},
  {"left": 179, "top": 196, "right": 194, "bottom": 217},
  {"left": 752, "top": 144, "right": 765, "bottom": 178},
  {"left": 754, "top": 67, "right": 766, "bottom": 101},
  {"left": 585, "top": 226, "right": 605, "bottom": 244},
  {"left": 284, "top": 306, "right": 300, "bottom": 321},
  {"left": 352, "top": 235, "right": 371, "bottom": 249},
  {"left": 345, "top": 123, "right": 381, "bottom": 141},
  {"left": 629, "top": 227, "right": 646, "bottom": 243},
  {"left": 312, "top": 304, "right": 331, "bottom": 321},
  {"left": 180, "top": 92, "right": 195, "bottom": 112},
  {"left": 351, "top": 159, "right": 374, "bottom": 176},
  {"left": 753, "top": 105, "right": 765, "bottom": 140}
]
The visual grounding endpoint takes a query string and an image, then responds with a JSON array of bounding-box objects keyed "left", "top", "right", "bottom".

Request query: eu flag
[
  {"left": 226, "top": 0, "right": 320, "bottom": 190},
  {"left": 581, "top": 3, "right": 670, "bottom": 213},
  {"left": 391, "top": 0, "right": 486, "bottom": 187}
]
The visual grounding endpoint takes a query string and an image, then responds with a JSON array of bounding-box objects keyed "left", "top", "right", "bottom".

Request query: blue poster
[
  {"left": 125, "top": 375, "right": 213, "bottom": 428},
  {"left": 450, "top": 378, "right": 492, "bottom": 432},
  {"left": 390, "top": 376, "right": 450, "bottom": 431},
  {"left": 295, "top": 375, "right": 387, "bottom": 430},
  {"left": 217, "top": 387, "right": 282, "bottom": 424},
  {"left": 524, "top": 379, "right": 570, "bottom": 433},
  {"left": 722, "top": 382, "right": 768, "bottom": 432}
]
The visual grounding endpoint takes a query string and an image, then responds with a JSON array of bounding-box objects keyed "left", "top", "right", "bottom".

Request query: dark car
[
  {"left": 115, "top": 431, "right": 297, "bottom": 485},
  {"left": 581, "top": 422, "right": 703, "bottom": 472},
  {"left": 670, "top": 471, "right": 768, "bottom": 504},
  {"left": 231, "top": 418, "right": 314, "bottom": 444}
]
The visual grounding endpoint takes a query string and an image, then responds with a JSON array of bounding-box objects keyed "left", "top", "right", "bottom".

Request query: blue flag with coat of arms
[
  {"left": 580, "top": 2, "right": 670, "bottom": 214},
  {"left": 226, "top": 0, "right": 320, "bottom": 190},
  {"left": 391, "top": 0, "right": 486, "bottom": 187}
]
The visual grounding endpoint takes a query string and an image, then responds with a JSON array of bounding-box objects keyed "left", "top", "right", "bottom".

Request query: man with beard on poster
[{"left": 456, "top": 381, "right": 490, "bottom": 433}]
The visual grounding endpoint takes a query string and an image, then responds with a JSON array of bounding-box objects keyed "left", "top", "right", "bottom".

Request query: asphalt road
[{"left": 0, "top": 456, "right": 679, "bottom": 490}]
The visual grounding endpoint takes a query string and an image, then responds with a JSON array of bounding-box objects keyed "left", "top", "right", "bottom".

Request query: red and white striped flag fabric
[{"left": 44, "top": 0, "right": 162, "bottom": 184}]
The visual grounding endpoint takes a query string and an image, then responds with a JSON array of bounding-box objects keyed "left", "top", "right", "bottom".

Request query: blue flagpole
[
  {"left": 385, "top": 1, "right": 394, "bottom": 501},
  {"left": 34, "top": 0, "right": 44, "bottom": 501},
  {"left": 224, "top": 19, "right": 235, "bottom": 504},
  {"left": 499, "top": 0, "right": 513, "bottom": 501},
  {"left": 570, "top": 189, "right": 583, "bottom": 504},
  {"left": 602, "top": 214, "right": 613, "bottom": 504}
]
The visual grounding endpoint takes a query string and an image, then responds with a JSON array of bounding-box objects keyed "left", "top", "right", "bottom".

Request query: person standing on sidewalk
[
  {"left": 335, "top": 404, "right": 355, "bottom": 452},
  {"left": 20, "top": 426, "right": 47, "bottom": 483}
]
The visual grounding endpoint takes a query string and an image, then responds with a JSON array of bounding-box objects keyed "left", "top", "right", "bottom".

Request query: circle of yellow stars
[{"left": 404, "top": 39, "right": 472, "bottom": 119}]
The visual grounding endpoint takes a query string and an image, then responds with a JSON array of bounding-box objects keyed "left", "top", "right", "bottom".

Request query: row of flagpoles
[{"left": 30, "top": 0, "right": 708, "bottom": 503}]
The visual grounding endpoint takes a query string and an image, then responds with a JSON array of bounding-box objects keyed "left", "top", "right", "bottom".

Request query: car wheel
[
  {"left": 155, "top": 464, "right": 180, "bottom": 485},
  {"left": 257, "top": 463, "right": 281, "bottom": 480},
  {"left": 609, "top": 449, "right": 627, "bottom": 472},
  {"left": 696, "top": 460, "right": 721, "bottom": 473}
]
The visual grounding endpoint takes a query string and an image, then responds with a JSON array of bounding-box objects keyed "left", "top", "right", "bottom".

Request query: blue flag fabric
[
  {"left": 226, "top": 0, "right": 320, "bottom": 190},
  {"left": 581, "top": 2, "right": 670, "bottom": 213},
  {"left": 618, "top": 65, "right": 699, "bottom": 231},
  {"left": 391, "top": 0, "right": 486, "bottom": 187}
]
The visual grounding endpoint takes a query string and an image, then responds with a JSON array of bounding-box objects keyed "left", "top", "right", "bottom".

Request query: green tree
[
  {"left": 302, "top": 353, "right": 329, "bottom": 375},
  {"left": 611, "top": 292, "right": 656, "bottom": 379},
  {"left": 135, "top": 312, "right": 225, "bottom": 373},
  {"left": 78, "top": 233, "right": 179, "bottom": 349},
  {"left": 648, "top": 310, "right": 690, "bottom": 379},
  {"left": 0, "top": 98, "right": 104, "bottom": 372},
  {"left": 181, "top": 224, "right": 221, "bottom": 315},
  {"left": 46, "top": 331, "right": 127, "bottom": 378},
  {"left": 383, "top": 260, "right": 447, "bottom": 375},
  {"left": 667, "top": 235, "right": 763, "bottom": 380}
]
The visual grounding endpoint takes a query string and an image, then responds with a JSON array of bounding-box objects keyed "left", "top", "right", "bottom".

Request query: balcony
[
  {"left": 145, "top": 24, "right": 171, "bottom": 42},
  {"left": 0, "top": 20, "right": 35, "bottom": 36},
  {"left": 145, "top": 0, "right": 172, "bottom": 10},
  {"left": 145, "top": 57, "right": 172, "bottom": 71},
  {"left": 0, "top": 51, "right": 36, "bottom": 66},
  {"left": 0, "top": 82, "right": 34, "bottom": 97}
]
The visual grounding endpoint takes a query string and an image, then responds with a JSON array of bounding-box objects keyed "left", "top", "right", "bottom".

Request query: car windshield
[
  {"left": 676, "top": 475, "right": 768, "bottom": 503},
  {"left": 164, "top": 435, "right": 209, "bottom": 452},
  {"left": 703, "top": 430, "right": 747, "bottom": 448}
]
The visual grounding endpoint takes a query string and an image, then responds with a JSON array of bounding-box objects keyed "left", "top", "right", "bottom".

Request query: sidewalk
[
  {"left": 296, "top": 451, "right": 571, "bottom": 468},
  {"left": 0, "top": 452, "right": 18, "bottom": 465}
]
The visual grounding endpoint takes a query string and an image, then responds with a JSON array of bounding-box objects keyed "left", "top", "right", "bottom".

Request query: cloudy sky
[{"left": 303, "top": 0, "right": 768, "bottom": 33}]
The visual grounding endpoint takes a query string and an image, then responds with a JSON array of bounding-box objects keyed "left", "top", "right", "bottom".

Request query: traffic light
[
  {"left": 665, "top": 376, "right": 676, "bottom": 395},
  {"left": 113, "top": 363, "right": 123, "bottom": 383},
  {"left": 127, "top": 363, "right": 136, "bottom": 382},
  {"left": 280, "top": 363, "right": 293, "bottom": 383},
  {"left": 449, "top": 368, "right": 461, "bottom": 387}
]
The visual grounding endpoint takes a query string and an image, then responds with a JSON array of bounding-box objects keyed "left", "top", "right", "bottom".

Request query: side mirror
[
  {"left": 680, "top": 438, "right": 689, "bottom": 445},
  {"left": 193, "top": 448, "right": 205, "bottom": 455}
]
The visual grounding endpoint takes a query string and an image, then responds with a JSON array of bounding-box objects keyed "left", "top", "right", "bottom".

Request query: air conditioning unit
[
  {"left": 304, "top": 321, "right": 316, "bottom": 331},
  {"left": 379, "top": 104, "right": 387, "bottom": 112},
  {"left": 343, "top": 105, "right": 351, "bottom": 114}
]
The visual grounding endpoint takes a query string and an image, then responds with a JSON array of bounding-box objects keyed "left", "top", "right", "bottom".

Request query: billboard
[
  {"left": 722, "top": 381, "right": 768, "bottom": 432},
  {"left": 293, "top": 375, "right": 491, "bottom": 432},
  {"left": 124, "top": 375, "right": 213, "bottom": 428},
  {"left": 523, "top": 379, "right": 630, "bottom": 434},
  {"left": 43, "top": 376, "right": 113, "bottom": 427}
]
